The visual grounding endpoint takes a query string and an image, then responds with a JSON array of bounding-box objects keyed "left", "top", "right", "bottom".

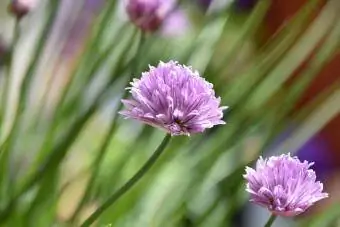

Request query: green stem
[
  {"left": 67, "top": 65, "right": 139, "bottom": 224},
  {"left": 214, "top": 0, "right": 271, "bottom": 79},
  {"left": 80, "top": 134, "right": 172, "bottom": 227},
  {"left": 67, "top": 101, "right": 122, "bottom": 224},
  {"left": 61, "top": 32, "right": 145, "bottom": 224},
  {"left": 0, "top": 20, "right": 20, "bottom": 140},
  {"left": 0, "top": 18, "right": 20, "bottom": 212},
  {"left": 0, "top": 32, "right": 140, "bottom": 221},
  {"left": 31, "top": 25, "right": 134, "bottom": 169},
  {"left": 5, "top": 0, "right": 59, "bottom": 140},
  {"left": 264, "top": 214, "right": 277, "bottom": 227},
  {"left": 23, "top": 0, "right": 118, "bottom": 171}
]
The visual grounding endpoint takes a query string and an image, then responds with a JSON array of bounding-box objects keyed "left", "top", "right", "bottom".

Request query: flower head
[
  {"left": 244, "top": 153, "right": 328, "bottom": 217},
  {"left": 126, "top": 0, "right": 175, "bottom": 32},
  {"left": 120, "top": 61, "right": 227, "bottom": 136},
  {"left": 9, "top": 0, "right": 38, "bottom": 18}
]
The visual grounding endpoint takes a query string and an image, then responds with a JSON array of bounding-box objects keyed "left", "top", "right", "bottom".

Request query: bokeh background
[{"left": 0, "top": 0, "right": 339, "bottom": 226}]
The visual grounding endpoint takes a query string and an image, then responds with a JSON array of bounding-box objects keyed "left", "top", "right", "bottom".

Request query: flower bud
[
  {"left": 126, "top": 0, "right": 164, "bottom": 32},
  {"left": 8, "top": 0, "right": 37, "bottom": 18}
]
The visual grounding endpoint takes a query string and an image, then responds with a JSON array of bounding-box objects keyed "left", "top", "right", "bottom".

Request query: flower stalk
[
  {"left": 264, "top": 214, "right": 277, "bottom": 227},
  {"left": 68, "top": 33, "right": 146, "bottom": 224},
  {"left": 80, "top": 134, "right": 172, "bottom": 227}
]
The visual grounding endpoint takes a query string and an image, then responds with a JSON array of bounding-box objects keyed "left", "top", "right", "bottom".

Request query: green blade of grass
[{"left": 245, "top": 0, "right": 339, "bottom": 110}]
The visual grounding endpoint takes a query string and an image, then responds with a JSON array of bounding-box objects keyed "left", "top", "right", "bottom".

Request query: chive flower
[
  {"left": 126, "top": 0, "right": 172, "bottom": 32},
  {"left": 120, "top": 61, "right": 227, "bottom": 136},
  {"left": 244, "top": 154, "right": 328, "bottom": 217},
  {"left": 9, "top": 0, "right": 37, "bottom": 18}
]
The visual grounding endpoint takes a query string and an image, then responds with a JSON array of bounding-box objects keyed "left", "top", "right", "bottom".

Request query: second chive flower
[
  {"left": 120, "top": 61, "right": 227, "bottom": 136},
  {"left": 126, "top": 0, "right": 169, "bottom": 32},
  {"left": 244, "top": 154, "right": 328, "bottom": 217}
]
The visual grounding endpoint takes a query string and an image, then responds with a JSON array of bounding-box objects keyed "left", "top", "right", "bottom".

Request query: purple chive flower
[
  {"left": 120, "top": 61, "right": 227, "bottom": 136},
  {"left": 9, "top": 0, "right": 38, "bottom": 18},
  {"left": 126, "top": 0, "right": 174, "bottom": 32},
  {"left": 244, "top": 154, "right": 328, "bottom": 217}
]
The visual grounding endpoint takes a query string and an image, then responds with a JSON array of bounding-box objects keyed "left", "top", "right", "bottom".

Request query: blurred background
[{"left": 0, "top": 0, "right": 339, "bottom": 226}]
